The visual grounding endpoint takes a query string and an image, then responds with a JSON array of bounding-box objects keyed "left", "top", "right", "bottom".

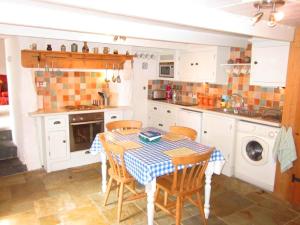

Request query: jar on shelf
[
  {"left": 71, "top": 43, "right": 78, "bottom": 52},
  {"left": 46, "top": 44, "right": 52, "bottom": 51},
  {"left": 60, "top": 44, "right": 66, "bottom": 52}
]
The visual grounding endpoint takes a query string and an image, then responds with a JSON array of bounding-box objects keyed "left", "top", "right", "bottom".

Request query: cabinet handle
[
  {"left": 254, "top": 61, "right": 258, "bottom": 65},
  {"left": 190, "top": 63, "right": 194, "bottom": 66},
  {"left": 53, "top": 121, "right": 61, "bottom": 125},
  {"left": 154, "top": 107, "right": 157, "bottom": 110},
  {"left": 296, "top": 132, "right": 299, "bottom": 136},
  {"left": 195, "top": 62, "right": 199, "bottom": 66},
  {"left": 62, "top": 140, "right": 66, "bottom": 143},
  {"left": 204, "top": 131, "right": 207, "bottom": 134},
  {"left": 167, "top": 110, "right": 171, "bottom": 113},
  {"left": 111, "top": 116, "right": 117, "bottom": 119},
  {"left": 158, "top": 123, "right": 163, "bottom": 127}
]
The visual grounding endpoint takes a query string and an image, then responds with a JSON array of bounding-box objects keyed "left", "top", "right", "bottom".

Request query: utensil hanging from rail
[
  {"left": 105, "top": 64, "right": 110, "bottom": 83},
  {"left": 116, "top": 64, "right": 121, "bottom": 83},
  {"left": 111, "top": 64, "right": 117, "bottom": 83}
]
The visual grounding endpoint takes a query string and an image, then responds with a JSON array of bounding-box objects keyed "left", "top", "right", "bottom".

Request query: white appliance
[
  {"left": 177, "top": 108, "right": 202, "bottom": 142},
  {"left": 235, "top": 121, "right": 280, "bottom": 191},
  {"left": 159, "top": 62, "right": 174, "bottom": 78}
]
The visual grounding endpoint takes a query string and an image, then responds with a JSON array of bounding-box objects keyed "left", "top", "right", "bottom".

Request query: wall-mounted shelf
[
  {"left": 21, "top": 50, "right": 134, "bottom": 70},
  {"left": 220, "top": 63, "right": 251, "bottom": 66},
  {"left": 220, "top": 63, "right": 251, "bottom": 76}
]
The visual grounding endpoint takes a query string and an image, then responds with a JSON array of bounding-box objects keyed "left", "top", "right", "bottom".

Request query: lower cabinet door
[
  {"left": 202, "top": 113, "right": 236, "bottom": 176},
  {"left": 48, "top": 130, "right": 69, "bottom": 161}
]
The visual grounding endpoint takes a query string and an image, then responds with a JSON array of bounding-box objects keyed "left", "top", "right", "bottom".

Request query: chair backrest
[
  {"left": 99, "top": 133, "right": 130, "bottom": 179},
  {"left": 171, "top": 147, "right": 214, "bottom": 194},
  {"left": 106, "top": 120, "right": 142, "bottom": 132},
  {"left": 169, "top": 126, "right": 197, "bottom": 141}
]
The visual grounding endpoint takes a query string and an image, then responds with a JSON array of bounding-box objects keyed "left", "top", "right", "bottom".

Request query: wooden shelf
[{"left": 21, "top": 50, "right": 134, "bottom": 70}]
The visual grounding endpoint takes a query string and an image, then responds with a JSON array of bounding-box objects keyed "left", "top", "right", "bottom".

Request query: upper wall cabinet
[
  {"left": 250, "top": 39, "right": 290, "bottom": 87},
  {"left": 179, "top": 46, "right": 230, "bottom": 84}
]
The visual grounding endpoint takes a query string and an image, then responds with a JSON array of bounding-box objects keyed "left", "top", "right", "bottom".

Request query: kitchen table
[{"left": 90, "top": 128, "right": 225, "bottom": 225}]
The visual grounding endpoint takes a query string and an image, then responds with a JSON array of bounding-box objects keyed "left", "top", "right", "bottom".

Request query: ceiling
[{"left": 203, "top": 0, "right": 300, "bottom": 27}]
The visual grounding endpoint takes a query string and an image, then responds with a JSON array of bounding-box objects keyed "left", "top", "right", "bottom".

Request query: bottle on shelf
[{"left": 82, "top": 41, "right": 89, "bottom": 53}]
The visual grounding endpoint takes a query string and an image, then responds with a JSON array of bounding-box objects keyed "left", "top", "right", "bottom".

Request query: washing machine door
[{"left": 241, "top": 136, "right": 269, "bottom": 166}]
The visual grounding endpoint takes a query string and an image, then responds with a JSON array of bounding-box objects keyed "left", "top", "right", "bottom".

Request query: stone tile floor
[{"left": 0, "top": 163, "right": 299, "bottom": 225}]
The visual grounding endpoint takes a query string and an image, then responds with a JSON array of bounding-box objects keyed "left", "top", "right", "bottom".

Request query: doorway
[{"left": 0, "top": 38, "right": 26, "bottom": 176}]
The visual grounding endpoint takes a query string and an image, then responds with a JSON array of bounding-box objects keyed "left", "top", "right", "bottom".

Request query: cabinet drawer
[
  {"left": 163, "top": 106, "right": 177, "bottom": 120},
  {"left": 46, "top": 116, "right": 67, "bottom": 130},
  {"left": 148, "top": 103, "right": 161, "bottom": 116},
  {"left": 105, "top": 111, "right": 123, "bottom": 123}
]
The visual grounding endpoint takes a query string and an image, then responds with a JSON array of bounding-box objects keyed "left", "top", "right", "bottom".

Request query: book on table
[{"left": 139, "top": 131, "right": 162, "bottom": 141}]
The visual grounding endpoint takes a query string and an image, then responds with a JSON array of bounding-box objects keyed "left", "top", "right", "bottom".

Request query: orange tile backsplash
[{"left": 35, "top": 71, "right": 108, "bottom": 110}]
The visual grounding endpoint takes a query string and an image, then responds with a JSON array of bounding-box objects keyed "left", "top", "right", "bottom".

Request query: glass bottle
[{"left": 82, "top": 41, "right": 89, "bottom": 53}]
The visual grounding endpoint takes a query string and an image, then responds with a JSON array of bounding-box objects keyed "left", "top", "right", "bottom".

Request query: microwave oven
[{"left": 159, "top": 62, "right": 174, "bottom": 78}]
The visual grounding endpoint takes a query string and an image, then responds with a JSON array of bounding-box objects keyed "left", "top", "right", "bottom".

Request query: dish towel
[{"left": 273, "top": 126, "right": 297, "bottom": 173}]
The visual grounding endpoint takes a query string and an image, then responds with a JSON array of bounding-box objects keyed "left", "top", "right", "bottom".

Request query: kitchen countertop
[
  {"left": 29, "top": 105, "right": 131, "bottom": 117},
  {"left": 148, "top": 99, "right": 281, "bottom": 127}
]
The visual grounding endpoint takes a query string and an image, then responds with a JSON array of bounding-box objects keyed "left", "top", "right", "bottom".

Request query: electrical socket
[{"left": 37, "top": 81, "right": 46, "bottom": 87}]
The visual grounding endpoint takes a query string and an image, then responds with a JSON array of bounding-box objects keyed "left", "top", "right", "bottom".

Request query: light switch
[{"left": 142, "top": 62, "right": 148, "bottom": 70}]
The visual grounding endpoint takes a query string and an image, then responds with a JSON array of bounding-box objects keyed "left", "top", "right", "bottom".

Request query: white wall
[
  {"left": 0, "top": 39, "right": 6, "bottom": 74},
  {"left": 4, "top": 36, "right": 138, "bottom": 170}
]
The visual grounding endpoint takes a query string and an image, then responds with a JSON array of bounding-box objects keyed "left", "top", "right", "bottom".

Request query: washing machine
[{"left": 234, "top": 120, "right": 280, "bottom": 191}]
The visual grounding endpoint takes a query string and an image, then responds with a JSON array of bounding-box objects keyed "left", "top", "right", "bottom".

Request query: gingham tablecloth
[{"left": 90, "top": 127, "right": 225, "bottom": 185}]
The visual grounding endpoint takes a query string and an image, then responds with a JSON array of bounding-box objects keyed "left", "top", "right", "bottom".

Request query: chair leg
[
  {"left": 196, "top": 192, "right": 207, "bottom": 225},
  {"left": 175, "top": 197, "right": 182, "bottom": 225},
  {"left": 103, "top": 177, "right": 113, "bottom": 206},
  {"left": 155, "top": 187, "right": 160, "bottom": 202},
  {"left": 117, "top": 182, "right": 125, "bottom": 223},
  {"left": 164, "top": 192, "right": 168, "bottom": 206}
]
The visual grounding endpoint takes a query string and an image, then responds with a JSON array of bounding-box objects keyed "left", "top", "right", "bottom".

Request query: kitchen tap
[
  {"left": 229, "top": 93, "right": 245, "bottom": 113},
  {"left": 98, "top": 91, "right": 109, "bottom": 106}
]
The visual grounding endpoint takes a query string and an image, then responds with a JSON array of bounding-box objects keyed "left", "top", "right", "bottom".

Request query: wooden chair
[
  {"left": 99, "top": 133, "right": 146, "bottom": 223},
  {"left": 155, "top": 148, "right": 214, "bottom": 225},
  {"left": 106, "top": 120, "right": 142, "bottom": 132},
  {"left": 169, "top": 125, "right": 197, "bottom": 141}
]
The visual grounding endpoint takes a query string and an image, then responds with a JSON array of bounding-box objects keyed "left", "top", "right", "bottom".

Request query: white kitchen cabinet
[
  {"left": 48, "top": 130, "right": 68, "bottom": 161},
  {"left": 104, "top": 110, "right": 124, "bottom": 131},
  {"left": 148, "top": 102, "right": 178, "bottom": 131},
  {"left": 179, "top": 46, "right": 230, "bottom": 84},
  {"left": 44, "top": 115, "right": 70, "bottom": 172},
  {"left": 177, "top": 108, "right": 202, "bottom": 142},
  {"left": 132, "top": 57, "right": 159, "bottom": 126},
  {"left": 250, "top": 39, "right": 290, "bottom": 87},
  {"left": 201, "top": 113, "right": 236, "bottom": 177}
]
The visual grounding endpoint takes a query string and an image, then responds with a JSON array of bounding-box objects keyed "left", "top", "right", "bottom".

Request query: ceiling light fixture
[{"left": 252, "top": 0, "right": 285, "bottom": 27}]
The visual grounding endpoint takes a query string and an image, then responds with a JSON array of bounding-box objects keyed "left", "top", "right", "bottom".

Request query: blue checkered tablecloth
[{"left": 90, "top": 127, "right": 225, "bottom": 185}]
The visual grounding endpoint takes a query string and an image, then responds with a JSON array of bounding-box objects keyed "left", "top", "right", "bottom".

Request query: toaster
[{"left": 152, "top": 90, "right": 166, "bottom": 100}]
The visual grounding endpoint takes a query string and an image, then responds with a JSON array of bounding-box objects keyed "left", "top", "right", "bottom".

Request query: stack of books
[{"left": 139, "top": 131, "right": 162, "bottom": 142}]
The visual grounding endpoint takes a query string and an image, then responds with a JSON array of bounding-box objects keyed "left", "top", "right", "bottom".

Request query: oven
[{"left": 69, "top": 112, "right": 104, "bottom": 152}]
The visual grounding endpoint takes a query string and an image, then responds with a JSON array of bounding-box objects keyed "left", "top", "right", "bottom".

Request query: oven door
[{"left": 69, "top": 120, "right": 104, "bottom": 152}]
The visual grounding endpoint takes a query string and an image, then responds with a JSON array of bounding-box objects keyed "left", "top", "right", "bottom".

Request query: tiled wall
[
  {"left": 35, "top": 71, "right": 108, "bottom": 110},
  {"left": 148, "top": 46, "right": 285, "bottom": 110}
]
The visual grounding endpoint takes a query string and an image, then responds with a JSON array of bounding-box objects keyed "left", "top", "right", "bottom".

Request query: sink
[
  {"left": 175, "top": 102, "right": 198, "bottom": 107},
  {"left": 211, "top": 108, "right": 262, "bottom": 118}
]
